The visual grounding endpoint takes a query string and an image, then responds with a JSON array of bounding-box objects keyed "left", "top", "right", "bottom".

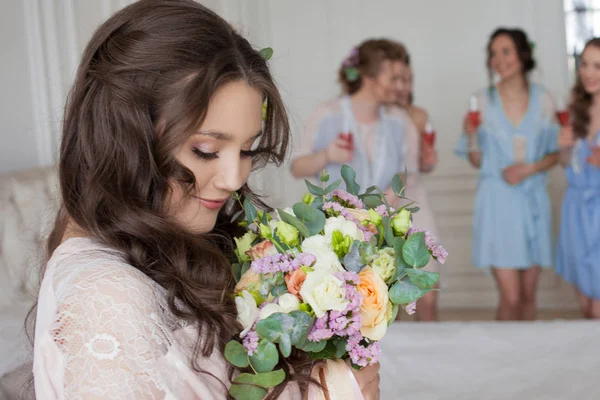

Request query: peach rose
[
  {"left": 245, "top": 239, "right": 278, "bottom": 261},
  {"left": 235, "top": 269, "right": 261, "bottom": 293},
  {"left": 357, "top": 266, "right": 391, "bottom": 340},
  {"left": 285, "top": 268, "right": 307, "bottom": 298},
  {"left": 345, "top": 209, "right": 378, "bottom": 234}
]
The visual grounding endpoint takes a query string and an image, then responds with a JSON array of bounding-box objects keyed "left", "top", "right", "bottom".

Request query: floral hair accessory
[
  {"left": 342, "top": 47, "right": 360, "bottom": 82},
  {"left": 259, "top": 47, "right": 273, "bottom": 61}
]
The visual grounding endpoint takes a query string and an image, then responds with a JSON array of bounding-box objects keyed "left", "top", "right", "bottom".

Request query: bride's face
[{"left": 167, "top": 80, "right": 263, "bottom": 234}]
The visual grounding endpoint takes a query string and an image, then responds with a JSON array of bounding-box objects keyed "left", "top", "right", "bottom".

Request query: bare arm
[{"left": 291, "top": 150, "right": 329, "bottom": 178}]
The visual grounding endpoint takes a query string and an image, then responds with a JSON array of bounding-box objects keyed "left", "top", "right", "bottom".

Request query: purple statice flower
[
  {"left": 323, "top": 201, "right": 345, "bottom": 216},
  {"left": 308, "top": 314, "right": 334, "bottom": 341},
  {"left": 402, "top": 301, "right": 417, "bottom": 316},
  {"left": 251, "top": 252, "right": 316, "bottom": 274},
  {"left": 374, "top": 204, "right": 390, "bottom": 217},
  {"left": 331, "top": 189, "right": 365, "bottom": 209},
  {"left": 338, "top": 208, "right": 373, "bottom": 242},
  {"left": 242, "top": 330, "right": 259, "bottom": 356},
  {"left": 342, "top": 47, "right": 360, "bottom": 67},
  {"left": 431, "top": 244, "right": 448, "bottom": 264},
  {"left": 346, "top": 335, "right": 381, "bottom": 367}
]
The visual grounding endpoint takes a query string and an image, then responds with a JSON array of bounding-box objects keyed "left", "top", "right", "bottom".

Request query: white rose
[
  {"left": 324, "top": 216, "right": 365, "bottom": 242},
  {"left": 299, "top": 269, "right": 350, "bottom": 318},
  {"left": 259, "top": 303, "right": 284, "bottom": 320},
  {"left": 301, "top": 235, "right": 343, "bottom": 272},
  {"left": 235, "top": 291, "right": 259, "bottom": 338},
  {"left": 278, "top": 293, "right": 301, "bottom": 313}
]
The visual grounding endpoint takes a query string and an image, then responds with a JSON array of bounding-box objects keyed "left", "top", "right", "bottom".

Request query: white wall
[{"left": 0, "top": 1, "right": 36, "bottom": 173}]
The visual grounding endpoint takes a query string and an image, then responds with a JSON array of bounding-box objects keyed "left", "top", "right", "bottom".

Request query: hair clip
[{"left": 342, "top": 47, "right": 360, "bottom": 82}]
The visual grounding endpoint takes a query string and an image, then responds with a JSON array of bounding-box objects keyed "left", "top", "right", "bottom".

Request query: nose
[{"left": 213, "top": 156, "right": 246, "bottom": 193}]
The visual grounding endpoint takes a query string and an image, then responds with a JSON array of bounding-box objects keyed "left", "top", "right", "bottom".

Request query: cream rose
[
  {"left": 235, "top": 291, "right": 259, "bottom": 337},
  {"left": 278, "top": 293, "right": 301, "bottom": 313},
  {"left": 370, "top": 248, "right": 397, "bottom": 283},
  {"left": 324, "top": 216, "right": 365, "bottom": 242},
  {"left": 357, "top": 267, "right": 391, "bottom": 340},
  {"left": 299, "top": 269, "right": 349, "bottom": 318},
  {"left": 259, "top": 303, "right": 284, "bottom": 320},
  {"left": 301, "top": 235, "right": 343, "bottom": 272}
]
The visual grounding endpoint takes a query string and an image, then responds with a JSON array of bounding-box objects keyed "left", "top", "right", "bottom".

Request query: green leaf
[
  {"left": 361, "top": 194, "right": 383, "bottom": 209},
  {"left": 341, "top": 165, "right": 360, "bottom": 195},
  {"left": 259, "top": 47, "right": 274, "bottom": 61},
  {"left": 333, "top": 338, "right": 348, "bottom": 358},
  {"left": 388, "top": 304, "right": 400, "bottom": 326},
  {"left": 309, "top": 340, "right": 337, "bottom": 360},
  {"left": 311, "top": 197, "right": 324, "bottom": 210},
  {"left": 225, "top": 340, "right": 249, "bottom": 368},
  {"left": 230, "top": 384, "right": 268, "bottom": 400},
  {"left": 344, "top": 67, "right": 360, "bottom": 82},
  {"left": 304, "top": 209, "right": 326, "bottom": 236},
  {"left": 389, "top": 280, "right": 430, "bottom": 304},
  {"left": 278, "top": 209, "right": 310, "bottom": 238},
  {"left": 234, "top": 369, "right": 286, "bottom": 389},
  {"left": 279, "top": 334, "right": 292, "bottom": 358},
  {"left": 364, "top": 185, "right": 378, "bottom": 194},
  {"left": 249, "top": 340, "right": 279, "bottom": 373},
  {"left": 319, "top": 171, "right": 330, "bottom": 182},
  {"left": 288, "top": 310, "right": 314, "bottom": 345},
  {"left": 324, "top": 179, "right": 342, "bottom": 194},
  {"left": 391, "top": 174, "right": 404, "bottom": 197},
  {"left": 305, "top": 180, "right": 325, "bottom": 196},
  {"left": 392, "top": 237, "right": 409, "bottom": 282},
  {"left": 406, "top": 269, "right": 439, "bottom": 289},
  {"left": 244, "top": 198, "right": 258, "bottom": 224},
  {"left": 402, "top": 232, "right": 431, "bottom": 268},
  {"left": 405, "top": 206, "right": 420, "bottom": 213},
  {"left": 232, "top": 263, "right": 242, "bottom": 282},
  {"left": 293, "top": 202, "right": 316, "bottom": 223},
  {"left": 241, "top": 262, "right": 251, "bottom": 277},
  {"left": 298, "top": 339, "right": 327, "bottom": 353},
  {"left": 255, "top": 311, "right": 313, "bottom": 348},
  {"left": 383, "top": 216, "right": 395, "bottom": 247}
]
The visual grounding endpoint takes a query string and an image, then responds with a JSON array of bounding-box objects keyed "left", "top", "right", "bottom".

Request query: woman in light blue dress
[
  {"left": 455, "top": 28, "right": 560, "bottom": 320},
  {"left": 556, "top": 38, "right": 600, "bottom": 319}
]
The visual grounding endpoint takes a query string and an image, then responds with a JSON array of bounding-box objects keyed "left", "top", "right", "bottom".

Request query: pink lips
[{"left": 191, "top": 196, "right": 227, "bottom": 210}]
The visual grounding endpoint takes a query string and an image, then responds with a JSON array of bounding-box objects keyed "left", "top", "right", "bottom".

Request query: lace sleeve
[{"left": 50, "top": 262, "right": 170, "bottom": 399}]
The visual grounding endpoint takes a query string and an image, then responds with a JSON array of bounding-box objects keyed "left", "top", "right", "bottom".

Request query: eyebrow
[{"left": 197, "top": 130, "right": 263, "bottom": 141}]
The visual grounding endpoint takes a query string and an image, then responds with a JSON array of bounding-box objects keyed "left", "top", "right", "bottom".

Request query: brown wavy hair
[
  {"left": 486, "top": 28, "right": 536, "bottom": 90},
  {"left": 571, "top": 38, "right": 600, "bottom": 139},
  {"left": 338, "top": 38, "right": 408, "bottom": 94},
  {"left": 26, "top": 0, "right": 312, "bottom": 398}
]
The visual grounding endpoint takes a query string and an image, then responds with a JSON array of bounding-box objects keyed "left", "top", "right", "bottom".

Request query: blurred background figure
[
  {"left": 290, "top": 39, "right": 413, "bottom": 200},
  {"left": 454, "top": 28, "right": 560, "bottom": 321},
  {"left": 392, "top": 44, "right": 441, "bottom": 321},
  {"left": 556, "top": 37, "right": 600, "bottom": 319}
]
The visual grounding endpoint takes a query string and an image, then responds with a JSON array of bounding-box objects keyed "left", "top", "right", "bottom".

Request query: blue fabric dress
[
  {"left": 555, "top": 130, "right": 600, "bottom": 298},
  {"left": 454, "top": 84, "right": 560, "bottom": 269}
]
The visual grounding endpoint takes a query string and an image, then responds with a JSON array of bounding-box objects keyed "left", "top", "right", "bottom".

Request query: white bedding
[{"left": 380, "top": 321, "right": 599, "bottom": 399}]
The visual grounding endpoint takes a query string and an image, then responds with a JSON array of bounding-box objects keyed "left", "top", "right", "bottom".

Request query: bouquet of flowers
[{"left": 225, "top": 165, "right": 448, "bottom": 400}]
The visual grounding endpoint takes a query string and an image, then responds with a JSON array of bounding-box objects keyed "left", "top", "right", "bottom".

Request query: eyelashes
[{"left": 192, "top": 147, "right": 261, "bottom": 160}]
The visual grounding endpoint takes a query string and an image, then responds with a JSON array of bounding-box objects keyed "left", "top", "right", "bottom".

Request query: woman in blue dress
[
  {"left": 556, "top": 38, "right": 600, "bottom": 319},
  {"left": 455, "top": 28, "right": 560, "bottom": 320}
]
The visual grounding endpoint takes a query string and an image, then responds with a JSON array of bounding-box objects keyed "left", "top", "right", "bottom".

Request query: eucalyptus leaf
[
  {"left": 224, "top": 340, "right": 249, "bottom": 368},
  {"left": 383, "top": 216, "right": 395, "bottom": 247},
  {"left": 232, "top": 263, "right": 242, "bottom": 282},
  {"left": 389, "top": 280, "right": 430, "bottom": 305},
  {"left": 293, "top": 202, "right": 316, "bottom": 223},
  {"left": 361, "top": 194, "right": 383, "bottom": 209},
  {"left": 309, "top": 340, "right": 337, "bottom": 360},
  {"left": 311, "top": 197, "right": 324, "bottom": 210},
  {"left": 234, "top": 370, "right": 286, "bottom": 389},
  {"left": 279, "top": 334, "right": 292, "bottom": 358},
  {"left": 406, "top": 269, "right": 439, "bottom": 289},
  {"left": 324, "top": 179, "right": 342, "bottom": 194},
  {"left": 305, "top": 180, "right": 325, "bottom": 196},
  {"left": 304, "top": 209, "right": 326, "bottom": 236},
  {"left": 341, "top": 165, "right": 360, "bottom": 195},
  {"left": 278, "top": 209, "right": 310, "bottom": 238},
  {"left": 298, "top": 339, "right": 327, "bottom": 353},
  {"left": 230, "top": 384, "right": 268, "bottom": 400},
  {"left": 405, "top": 206, "right": 420, "bottom": 213},
  {"left": 388, "top": 304, "right": 400, "bottom": 326},
  {"left": 244, "top": 198, "right": 258, "bottom": 224},
  {"left": 333, "top": 338, "right": 348, "bottom": 358},
  {"left": 402, "top": 232, "right": 430, "bottom": 268},
  {"left": 392, "top": 238, "right": 409, "bottom": 282},
  {"left": 391, "top": 174, "right": 404, "bottom": 197},
  {"left": 249, "top": 340, "right": 279, "bottom": 373}
]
